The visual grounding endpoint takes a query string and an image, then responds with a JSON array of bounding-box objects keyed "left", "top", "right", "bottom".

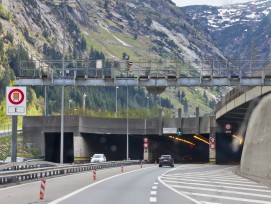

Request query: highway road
[{"left": 0, "top": 164, "right": 270, "bottom": 204}]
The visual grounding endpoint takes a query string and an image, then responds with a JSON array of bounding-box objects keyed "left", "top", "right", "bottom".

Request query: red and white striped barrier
[
  {"left": 40, "top": 178, "right": 46, "bottom": 200},
  {"left": 93, "top": 168, "right": 96, "bottom": 180}
]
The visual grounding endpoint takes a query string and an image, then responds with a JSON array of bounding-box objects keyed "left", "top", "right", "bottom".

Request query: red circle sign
[
  {"left": 144, "top": 138, "right": 148, "bottom": 143},
  {"left": 144, "top": 143, "right": 148, "bottom": 148},
  {"left": 225, "top": 123, "right": 232, "bottom": 130},
  {"left": 8, "top": 89, "right": 24, "bottom": 105}
]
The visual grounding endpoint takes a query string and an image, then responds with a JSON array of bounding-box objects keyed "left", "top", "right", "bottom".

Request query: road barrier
[
  {"left": 40, "top": 178, "right": 46, "bottom": 200},
  {"left": 0, "top": 161, "right": 139, "bottom": 185},
  {"left": 93, "top": 167, "right": 96, "bottom": 180}
]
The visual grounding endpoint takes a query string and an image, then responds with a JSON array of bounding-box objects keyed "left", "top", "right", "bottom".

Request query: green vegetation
[{"left": 0, "top": 134, "right": 41, "bottom": 161}]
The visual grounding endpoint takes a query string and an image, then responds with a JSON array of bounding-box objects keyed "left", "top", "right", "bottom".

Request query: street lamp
[
  {"left": 83, "top": 93, "right": 87, "bottom": 111},
  {"left": 116, "top": 86, "right": 119, "bottom": 117},
  {"left": 55, "top": 0, "right": 76, "bottom": 164},
  {"left": 69, "top": 99, "right": 72, "bottom": 111},
  {"left": 266, "top": 35, "right": 271, "bottom": 59},
  {"left": 147, "top": 96, "right": 149, "bottom": 115}
]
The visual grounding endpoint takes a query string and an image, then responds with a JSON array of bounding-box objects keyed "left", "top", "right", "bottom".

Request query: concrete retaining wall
[{"left": 240, "top": 93, "right": 271, "bottom": 178}]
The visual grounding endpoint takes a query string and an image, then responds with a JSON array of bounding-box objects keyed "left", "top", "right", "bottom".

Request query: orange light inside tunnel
[
  {"left": 168, "top": 136, "right": 195, "bottom": 146},
  {"left": 193, "top": 135, "right": 209, "bottom": 145},
  {"left": 232, "top": 134, "right": 243, "bottom": 145}
]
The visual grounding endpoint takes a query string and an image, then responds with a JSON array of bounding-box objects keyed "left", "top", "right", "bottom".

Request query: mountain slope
[
  {"left": 183, "top": 0, "right": 271, "bottom": 59},
  {"left": 0, "top": 0, "right": 227, "bottom": 117}
]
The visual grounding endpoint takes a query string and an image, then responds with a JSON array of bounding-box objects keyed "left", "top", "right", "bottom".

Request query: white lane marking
[
  {"left": 48, "top": 166, "right": 156, "bottom": 204},
  {"left": 163, "top": 174, "right": 252, "bottom": 182},
  {"left": 151, "top": 191, "right": 157, "bottom": 195},
  {"left": 163, "top": 180, "right": 271, "bottom": 193},
  {"left": 154, "top": 182, "right": 158, "bottom": 185},
  {"left": 158, "top": 176, "right": 202, "bottom": 204},
  {"left": 169, "top": 185, "right": 271, "bottom": 199},
  {"left": 152, "top": 186, "right": 157, "bottom": 190},
  {"left": 166, "top": 176, "right": 258, "bottom": 184},
  {"left": 164, "top": 174, "right": 252, "bottom": 183},
  {"left": 180, "top": 191, "right": 271, "bottom": 204},
  {"left": 160, "top": 177, "right": 269, "bottom": 188},
  {"left": 201, "top": 201, "right": 221, "bottom": 204},
  {"left": 150, "top": 197, "right": 157, "bottom": 202}
]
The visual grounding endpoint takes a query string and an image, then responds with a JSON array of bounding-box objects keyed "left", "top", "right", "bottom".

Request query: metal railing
[
  {"left": 19, "top": 59, "right": 271, "bottom": 80},
  {"left": 0, "top": 160, "right": 140, "bottom": 185}
]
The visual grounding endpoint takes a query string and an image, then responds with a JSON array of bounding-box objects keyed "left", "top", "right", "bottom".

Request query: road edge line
[{"left": 48, "top": 165, "right": 156, "bottom": 204}]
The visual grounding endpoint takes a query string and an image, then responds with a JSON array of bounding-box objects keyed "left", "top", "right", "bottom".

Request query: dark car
[
  {"left": 159, "top": 155, "right": 174, "bottom": 167},
  {"left": 182, "top": 155, "right": 192, "bottom": 163}
]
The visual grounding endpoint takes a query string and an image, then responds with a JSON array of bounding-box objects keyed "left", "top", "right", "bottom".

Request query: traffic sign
[
  {"left": 224, "top": 123, "right": 232, "bottom": 133},
  {"left": 6, "top": 87, "right": 27, "bottom": 116},
  {"left": 144, "top": 138, "right": 148, "bottom": 143},
  {"left": 143, "top": 143, "right": 148, "bottom": 148}
]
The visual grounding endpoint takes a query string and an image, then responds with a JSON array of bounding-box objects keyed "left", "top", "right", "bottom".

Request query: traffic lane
[
  {"left": 0, "top": 164, "right": 153, "bottom": 204},
  {"left": 51, "top": 165, "right": 169, "bottom": 204},
  {"left": 50, "top": 165, "right": 193, "bottom": 204}
]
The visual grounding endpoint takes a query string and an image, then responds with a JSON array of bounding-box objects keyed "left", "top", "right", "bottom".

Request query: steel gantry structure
[{"left": 16, "top": 59, "right": 271, "bottom": 87}]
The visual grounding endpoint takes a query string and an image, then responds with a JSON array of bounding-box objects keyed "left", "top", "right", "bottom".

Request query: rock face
[{"left": 240, "top": 93, "right": 271, "bottom": 178}]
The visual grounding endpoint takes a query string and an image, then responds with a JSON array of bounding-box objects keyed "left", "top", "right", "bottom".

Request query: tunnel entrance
[
  {"left": 81, "top": 133, "right": 144, "bottom": 161},
  {"left": 80, "top": 133, "right": 209, "bottom": 163},
  {"left": 151, "top": 135, "right": 209, "bottom": 163},
  {"left": 45, "top": 132, "right": 74, "bottom": 163},
  {"left": 216, "top": 133, "right": 243, "bottom": 164}
]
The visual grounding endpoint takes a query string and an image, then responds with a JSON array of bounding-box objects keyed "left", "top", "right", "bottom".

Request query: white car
[{"left": 90, "top": 154, "right": 106, "bottom": 163}]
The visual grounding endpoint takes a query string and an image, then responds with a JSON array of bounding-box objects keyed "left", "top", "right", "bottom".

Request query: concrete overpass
[{"left": 23, "top": 109, "right": 215, "bottom": 163}]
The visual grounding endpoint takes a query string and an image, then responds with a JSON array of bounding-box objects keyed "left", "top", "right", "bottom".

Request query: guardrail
[{"left": 0, "top": 160, "right": 140, "bottom": 185}]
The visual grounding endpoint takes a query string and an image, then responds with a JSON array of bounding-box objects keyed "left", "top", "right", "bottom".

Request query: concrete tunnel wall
[{"left": 241, "top": 93, "right": 271, "bottom": 178}]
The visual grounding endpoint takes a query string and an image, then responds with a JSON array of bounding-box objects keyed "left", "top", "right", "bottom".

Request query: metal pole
[
  {"left": 126, "top": 85, "right": 129, "bottom": 160},
  {"left": 11, "top": 116, "right": 18, "bottom": 162},
  {"left": 60, "top": 1, "right": 66, "bottom": 164},
  {"left": 44, "top": 86, "right": 47, "bottom": 116},
  {"left": 83, "top": 93, "right": 86, "bottom": 111},
  {"left": 115, "top": 86, "right": 118, "bottom": 118}
]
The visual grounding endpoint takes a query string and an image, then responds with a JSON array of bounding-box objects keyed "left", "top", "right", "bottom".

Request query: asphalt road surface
[{"left": 1, "top": 164, "right": 271, "bottom": 204}]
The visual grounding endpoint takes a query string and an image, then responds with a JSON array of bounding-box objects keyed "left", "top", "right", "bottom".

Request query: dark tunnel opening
[
  {"left": 216, "top": 133, "right": 243, "bottom": 164},
  {"left": 45, "top": 132, "right": 74, "bottom": 163}
]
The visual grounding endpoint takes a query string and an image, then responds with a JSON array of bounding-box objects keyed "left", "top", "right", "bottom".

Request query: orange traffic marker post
[
  {"left": 40, "top": 178, "right": 46, "bottom": 200},
  {"left": 93, "top": 167, "right": 96, "bottom": 180}
]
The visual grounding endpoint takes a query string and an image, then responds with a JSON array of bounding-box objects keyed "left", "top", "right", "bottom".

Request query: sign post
[{"left": 6, "top": 86, "right": 27, "bottom": 162}]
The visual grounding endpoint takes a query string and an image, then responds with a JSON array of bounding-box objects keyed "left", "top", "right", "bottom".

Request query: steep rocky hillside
[
  {"left": 183, "top": 0, "right": 271, "bottom": 59},
  {"left": 0, "top": 0, "right": 229, "bottom": 117}
]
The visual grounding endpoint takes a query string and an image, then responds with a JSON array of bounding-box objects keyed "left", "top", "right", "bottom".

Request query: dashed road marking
[
  {"left": 151, "top": 191, "right": 157, "bottom": 195},
  {"left": 150, "top": 197, "right": 157, "bottom": 202},
  {"left": 152, "top": 186, "right": 157, "bottom": 190}
]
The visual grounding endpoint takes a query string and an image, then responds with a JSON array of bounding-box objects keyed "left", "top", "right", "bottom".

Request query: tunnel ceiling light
[
  {"left": 232, "top": 134, "right": 243, "bottom": 145},
  {"left": 174, "top": 137, "right": 195, "bottom": 146},
  {"left": 193, "top": 135, "right": 209, "bottom": 145}
]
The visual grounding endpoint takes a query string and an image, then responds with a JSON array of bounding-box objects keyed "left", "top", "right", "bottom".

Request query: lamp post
[
  {"left": 69, "top": 99, "right": 72, "bottom": 111},
  {"left": 55, "top": 0, "right": 75, "bottom": 164},
  {"left": 115, "top": 86, "right": 119, "bottom": 117},
  {"left": 83, "top": 93, "right": 87, "bottom": 112},
  {"left": 126, "top": 85, "right": 129, "bottom": 160},
  {"left": 147, "top": 96, "right": 149, "bottom": 115},
  {"left": 60, "top": 1, "right": 67, "bottom": 164},
  {"left": 266, "top": 35, "right": 271, "bottom": 59},
  {"left": 125, "top": 54, "right": 129, "bottom": 160}
]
